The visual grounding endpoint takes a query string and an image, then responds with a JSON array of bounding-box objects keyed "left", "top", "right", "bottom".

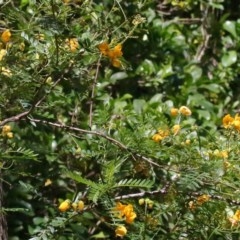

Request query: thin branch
[
  {"left": 194, "top": 6, "right": 211, "bottom": 62},
  {"left": 115, "top": 0, "right": 127, "bottom": 21},
  {"left": 114, "top": 182, "right": 171, "bottom": 200},
  {"left": 27, "top": 117, "right": 162, "bottom": 168},
  {"left": 190, "top": 192, "right": 240, "bottom": 206},
  {"left": 0, "top": 111, "right": 30, "bottom": 126},
  {"left": 50, "top": 0, "right": 59, "bottom": 65}
]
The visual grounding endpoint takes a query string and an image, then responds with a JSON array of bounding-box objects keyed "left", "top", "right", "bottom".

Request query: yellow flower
[
  {"left": 185, "top": 139, "right": 191, "bottom": 145},
  {"left": 224, "top": 161, "right": 231, "bottom": 169},
  {"left": 98, "top": 42, "right": 109, "bottom": 56},
  {"left": 44, "top": 179, "right": 52, "bottom": 187},
  {"left": 72, "top": 202, "right": 78, "bottom": 211},
  {"left": 0, "top": 49, "right": 7, "bottom": 61},
  {"left": 1, "top": 29, "right": 11, "bottom": 43},
  {"left": 229, "top": 210, "right": 240, "bottom": 226},
  {"left": 170, "top": 107, "right": 179, "bottom": 117},
  {"left": 220, "top": 150, "right": 228, "bottom": 159},
  {"left": 98, "top": 42, "right": 123, "bottom": 68},
  {"left": 114, "top": 202, "right": 137, "bottom": 224},
  {"left": 145, "top": 198, "right": 154, "bottom": 209},
  {"left": 107, "top": 44, "right": 123, "bottom": 59},
  {"left": 188, "top": 201, "right": 196, "bottom": 210},
  {"left": 222, "top": 114, "right": 234, "bottom": 128},
  {"left": 124, "top": 207, "right": 137, "bottom": 224},
  {"left": 115, "top": 225, "right": 127, "bottom": 238},
  {"left": 35, "top": 33, "right": 45, "bottom": 41},
  {"left": 138, "top": 198, "right": 145, "bottom": 205},
  {"left": 196, "top": 194, "right": 210, "bottom": 205},
  {"left": 77, "top": 200, "right": 84, "bottom": 211},
  {"left": 115, "top": 202, "right": 126, "bottom": 217},
  {"left": 152, "top": 133, "right": 163, "bottom": 142},
  {"left": 111, "top": 58, "right": 121, "bottom": 68},
  {"left": 152, "top": 128, "right": 169, "bottom": 142},
  {"left": 179, "top": 106, "right": 192, "bottom": 116},
  {"left": 222, "top": 114, "right": 240, "bottom": 132},
  {"left": 6, "top": 132, "right": 13, "bottom": 139},
  {"left": 65, "top": 38, "right": 79, "bottom": 52},
  {"left": 1, "top": 67, "right": 12, "bottom": 77},
  {"left": 172, "top": 124, "right": 181, "bottom": 135},
  {"left": 158, "top": 129, "right": 169, "bottom": 136},
  {"left": 213, "top": 149, "right": 228, "bottom": 159},
  {"left": 2, "top": 125, "right": 11, "bottom": 133},
  {"left": 233, "top": 115, "right": 240, "bottom": 131},
  {"left": 19, "top": 42, "right": 25, "bottom": 51},
  {"left": 58, "top": 199, "right": 71, "bottom": 212}
]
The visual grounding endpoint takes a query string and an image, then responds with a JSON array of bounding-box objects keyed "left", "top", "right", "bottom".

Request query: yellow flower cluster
[
  {"left": 222, "top": 114, "right": 240, "bottom": 131},
  {"left": 152, "top": 124, "right": 181, "bottom": 142},
  {"left": 212, "top": 149, "right": 228, "bottom": 159},
  {"left": 58, "top": 199, "right": 84, "bottom": 212},
  {"left": 188, "top": 194, "right": 210, "bottom": 210},
  {"left": 138, "top": 198, "right": 154, "bottom": 209},
  {"left": 1, "top": 125, "right": 13, "bottom": 138},
  {"left": 114, "top": 202, "right": 137, "bottom": 224},
  {"left": 170, "top": 106, "right": 192, "bottom": 117},
  {"left": 98, "top": 42, "right": 123, "bottom": 68},
  {"left": 0, "top": 29, "right": 12, "bottom": 76},
  {"left": 152, "top": 129, "right": 169, "bottom": 142},
  {"left": 196, "top": 194, "right": 210, "bottom": 205},
  {"left": 65, "top": 38, "right": 79, "bottom": 52},
  {"left": 152, "top": 106, "right": 192, "bottom": 143},
  {"left": 229, "top": 210, "right": 240, "bottom": 226}
]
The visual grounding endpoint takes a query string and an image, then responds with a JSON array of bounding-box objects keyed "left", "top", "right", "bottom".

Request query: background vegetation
[{"left": 1, "top": 0, "right": 240, "bottom": 239}]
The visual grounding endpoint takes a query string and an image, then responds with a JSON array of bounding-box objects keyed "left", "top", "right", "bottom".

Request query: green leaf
[
  {"left": 223, "top": 21, "right": 237, "bottom": 38},
  {"left": 199, "top": 84, "right": 221, "bottom": 94},
  {"left": 66, "top": 171, "right": 97, "bottom": 188},
  {"left": 221, "top": 50, "right": 237, "bottom": 67},
  {"left": 186, "top": 65, "right": 202, "bottom": 81},
  {"left": 113, "top": 178, "right": 154, "bottom": 189},
  {"left": 110, "top": 72, "right": 128, "bottom": 83},
  {"left": 90, "top": 231, "right": 108, "bottom": 239},
  {"left": 20, "top": 0, "right": 29, "bottom": 7},
  {"left": 133, "top": 99, "right": 146, "bottom": 114}
]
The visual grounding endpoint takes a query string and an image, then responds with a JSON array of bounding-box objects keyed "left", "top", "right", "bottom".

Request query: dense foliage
[{"left": 1, "top": 0, "right": 240, "bottom": 239}]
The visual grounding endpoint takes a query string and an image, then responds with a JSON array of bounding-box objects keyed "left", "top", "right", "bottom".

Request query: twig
[
  {"left": 194, "top": 5, "right": 211, "bottom": 62},
  {"left": 50, "top": 0, "right": 59, "bottom": 65},
  {"left": 115, "top": 0, "right": 127, "bottom": 21},
  {"left": 0, "top": 111, "right": 30, "bottom": 126},
  {"left": 27, "top": 117, "right": 162, "bottom": 168},
  {"left": 114, "top": 182, "right": 171, "bottom": 200},
  {"left": 190, "top": 192, "right": 240, "bottom": 206}
]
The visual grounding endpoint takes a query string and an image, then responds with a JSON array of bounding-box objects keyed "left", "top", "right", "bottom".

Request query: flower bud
[
  {"left": 58, "top": 199, "right": 71, "bottom": 212},
  {"left": 72, "top": 202, "right": 78, "bottom": 211},
  {"left": 179, "top": 106, "right": 192, "bottom": 116},
  {"left": 115, "top": 225, "right": 127, "bottom": 238},
  {"left": 2, "top": 125, "right": 11, "bottom": 133},
  {"left": 138, "top": 198, "right": 145, "bottom": 205},
  {"left": 6, "top": 132, "right": 13, "bottom": 139},
  {"left": 77, "top": 200, "right": 84, "bottom": 211},
  {"left": 172, "top": 124, "right": 181, "bottom": 135},
  {"left": 170, "top": 108, "right": 179, "bottom": 117}
]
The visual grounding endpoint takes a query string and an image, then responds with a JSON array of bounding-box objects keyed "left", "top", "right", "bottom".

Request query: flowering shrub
[{"left": 1, "top": 1, "right": 240, "bottom": 240}]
